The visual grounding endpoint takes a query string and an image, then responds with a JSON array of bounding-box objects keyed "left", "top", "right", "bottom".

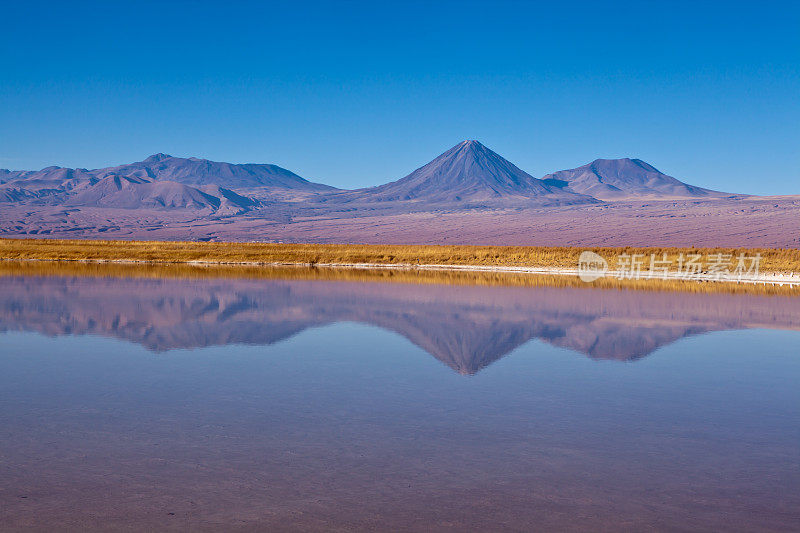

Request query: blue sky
[{"left": 2, "top": 0, "right": 798, "bottom": 194}]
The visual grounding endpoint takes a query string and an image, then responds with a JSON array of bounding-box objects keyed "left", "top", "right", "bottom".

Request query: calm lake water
[{"left": 1, "top": 272, "right": 799, "bottom": 531}]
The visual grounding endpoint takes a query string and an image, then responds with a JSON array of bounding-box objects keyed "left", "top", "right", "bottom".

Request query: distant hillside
[
  {"left": 541, "top": 158, "right": 729, "bottom": 200},
  {"left": 63, "top": 175, "right": 256, "bottom": 214},
  {"left": 0, "top": 154, "right": 331, "bottom": 213}
]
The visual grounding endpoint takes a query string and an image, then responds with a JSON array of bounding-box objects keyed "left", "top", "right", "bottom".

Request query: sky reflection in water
[{"left": 1, "top": 274, "right": 798, "bottom": 531}]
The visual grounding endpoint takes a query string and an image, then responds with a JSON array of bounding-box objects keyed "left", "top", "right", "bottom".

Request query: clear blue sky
[{"left": 2, "top": 0, "right": 798, "bottom": 194}]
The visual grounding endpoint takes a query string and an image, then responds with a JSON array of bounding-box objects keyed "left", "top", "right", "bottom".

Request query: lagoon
[{"left": 1, "top": 271, "right": 798, "bottom": 531}]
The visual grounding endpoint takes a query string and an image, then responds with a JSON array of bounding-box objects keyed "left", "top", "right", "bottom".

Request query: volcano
[{"left": 347, "top": 140, "right": 597, "bottom": 205}]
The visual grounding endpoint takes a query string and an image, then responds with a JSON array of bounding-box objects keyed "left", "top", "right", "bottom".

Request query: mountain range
[
  {"left": 3, "top": 140, "right": 797, "bottom": 246},
  {"left": 0, "top": 140, "right": 727, "bottom": 212},
  {"left": 0, "top": 151, "right": 336, "bottom": 214}
]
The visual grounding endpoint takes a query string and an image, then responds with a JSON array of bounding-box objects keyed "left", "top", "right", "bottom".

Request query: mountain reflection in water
[{"left": 2, "top": 273, "right": 799, "bottom": 373}]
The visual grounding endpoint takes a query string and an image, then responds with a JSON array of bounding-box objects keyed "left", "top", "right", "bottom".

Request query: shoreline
[
  {"left": 2, "top": 238, "right": 799, "bottom": 289},
  {"left": 4, "top": 256, "right": 799, "bottom": 288}
]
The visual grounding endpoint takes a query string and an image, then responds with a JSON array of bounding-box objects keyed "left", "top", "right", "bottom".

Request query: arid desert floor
[{"left": 3, "top": 196, "right": 799, "bottom": 248}]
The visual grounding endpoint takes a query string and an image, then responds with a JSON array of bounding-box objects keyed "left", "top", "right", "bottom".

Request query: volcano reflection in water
[{"left": 1, "top": 273, "right": 800, "bottom": 373}]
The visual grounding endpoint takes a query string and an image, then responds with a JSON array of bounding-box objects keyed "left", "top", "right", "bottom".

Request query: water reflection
[
  {"left": 2, "top": 274, "right": 800, "bottom": 373},
  {"left": 2, "top": 271, "right": 800, "bottom": 531}
]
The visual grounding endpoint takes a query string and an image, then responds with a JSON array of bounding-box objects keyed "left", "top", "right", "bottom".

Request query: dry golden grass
[
  {"left": 2, "top": 238, "right": 800, "bottom": 273},
  {"left": 1, "top": 255, "right": 798, "bottom": 297}
]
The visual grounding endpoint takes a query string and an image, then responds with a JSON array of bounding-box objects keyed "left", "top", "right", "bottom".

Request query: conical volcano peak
[
  {"left": 460, "top": 139, "right": 482, "bottom": 147},
  {"left": 438, "top": 139, "right": 497, "bottom": 162},
  {"left": 357, "top": 140, "right": 597, "bottom": 205},
  {"left": 453, "top": 139, "right": 491, "bottom": 154}
]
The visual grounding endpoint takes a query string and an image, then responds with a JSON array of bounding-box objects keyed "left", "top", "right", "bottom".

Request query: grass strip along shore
[
  {"left": 2, "top": 238, "right": 800, "bottom": 295},
  {"left": 3, "top": 238, "right": 800, "bottom": 271}
]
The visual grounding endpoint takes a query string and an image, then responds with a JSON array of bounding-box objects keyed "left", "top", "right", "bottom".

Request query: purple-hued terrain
[{"left": 2, "top": 140, "right": 798, "bottom": 246}]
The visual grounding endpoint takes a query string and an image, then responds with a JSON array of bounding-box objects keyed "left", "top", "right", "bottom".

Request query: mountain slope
[
  {"left": 95, "top": 153, "right": 335, "bottom": 191},
  {"left": 64, "top": 175, "right": 255, "bottom": 212},
  {"left": 0, "top": 166, "right": 98, "bottom": 194},
  {"left": 344, "top": 140, "right": 597, "bottom": 205},
  {"left": 0, "top": 153, "right": 331, "bottom": 211},
  {"left": 0, "top": 187, "right": 38, "bottom": 203},
  {"left": 541, "top": 158, "right": 728, "bottom": 200}
]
